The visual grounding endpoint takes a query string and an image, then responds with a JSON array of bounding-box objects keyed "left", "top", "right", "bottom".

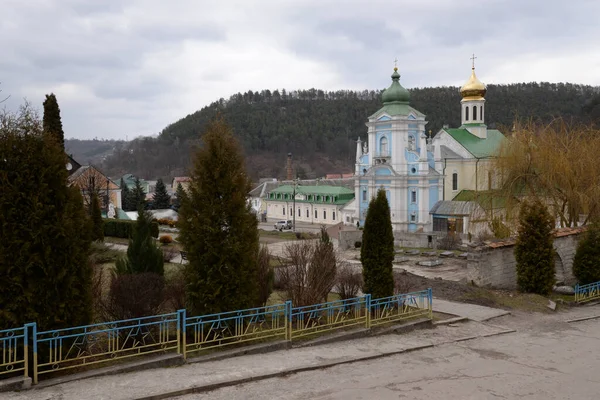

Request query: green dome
[{"left": 382, "top": 68, "right": 410, "bottom": 104}]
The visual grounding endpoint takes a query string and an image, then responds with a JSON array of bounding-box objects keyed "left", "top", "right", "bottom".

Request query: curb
[
  {"left": 566, "top": 315, "right": 600, "bottom": 323},
  {"left": 133, "top": 328, "right": 517, "bottom": 400}
]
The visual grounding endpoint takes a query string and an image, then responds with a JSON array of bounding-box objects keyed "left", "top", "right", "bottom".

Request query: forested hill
[{"left": 101, "top": 83, "right": 600, "bottom": 182}]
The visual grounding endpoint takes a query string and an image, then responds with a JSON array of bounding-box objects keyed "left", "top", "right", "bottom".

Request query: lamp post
[{"left": 292, "top": 177, "right": 298, "bottom": 232}]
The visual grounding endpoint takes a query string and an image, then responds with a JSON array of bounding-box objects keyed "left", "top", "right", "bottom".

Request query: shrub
[
  {"left": 162, "top": 247, "right": 178, "bottom": 263},
  {"left": 354, "top": 241, "right": 362, "bottom": 248},
  {"left": 335, "top": 264, "right": 362, "bottom": 300},
  {"left": 159, "top": 235, "right": 173, "bottom": 244},
  {"left": 89, "top": 242, "right": 122, "bottom": 264},
  {"left": 157, "top": 218, "right": 177, "bottom": 227},
  {"left": 573, "top": 222, "right": 600, "bottom": 285},
  {"left": 257, "top": 246, "right": 274, "bottom": 306},
  {"left": 115, "top": 209, "right": 164, "bottom": 276},
  {"left": 438, "top": 232, "right": 461, "bottom": 250},
  {"left": 103, "top": 219, "right": 159, "bottom": 239},
  {"left": 106, "top": 273, "right": 165, "bottom": 320},
  {"left": 164, "top": 269, "right": 186, "bottom": 311},
  {"left": 515, "top": 200, "right": 555, "bottom": 295}
]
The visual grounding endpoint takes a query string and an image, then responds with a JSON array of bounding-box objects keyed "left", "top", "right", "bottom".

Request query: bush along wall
[{"left": 103, "top": 219, "right": 159, "bottom": 239}]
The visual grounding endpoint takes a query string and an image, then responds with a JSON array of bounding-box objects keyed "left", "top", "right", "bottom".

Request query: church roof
[
  {"left": 370, "top": 103, "right": 425, "bottom": 119},
  {"left": 452, "top": 189, "right": 509, "bottom": 210},
  {"left": 429, "top": 200, "right": 479, "bottom": 216},
  {"left": 444, "top": 128, "right": 506, "bottom": 158},
  {"left": 270, "top": 185, "right": 354, "bottom": 196}
]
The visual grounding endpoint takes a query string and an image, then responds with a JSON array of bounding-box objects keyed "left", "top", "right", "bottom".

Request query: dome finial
[
  {"left": 382, "top": 61, "right": 410, "bottom": 104},
  {"left": 470, "top": 53, "right": 477, "bottom": 70},
  {"left": 394, "top": 57, "right": 398, "bottom": 72}
]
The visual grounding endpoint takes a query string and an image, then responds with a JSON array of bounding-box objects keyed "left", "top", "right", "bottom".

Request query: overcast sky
[{"left": 1, "top": 0, "right": 599, "bottom": 140}]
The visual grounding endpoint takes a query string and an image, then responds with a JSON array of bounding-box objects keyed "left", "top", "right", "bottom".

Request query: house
[
  {"left": 121, "top": 173, "right": 150, "bottom": 192},
  {"left": 172, "top": 177, "right": 192, "bottom": 192},
  {"left": 67, "top": 164, "right": 125, "bottom": 218},
  {"left": 265, "top": 185, "right": 355, "bottom": 225}
]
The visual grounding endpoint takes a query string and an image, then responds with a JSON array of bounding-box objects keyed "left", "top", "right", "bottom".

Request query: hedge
[{"left": 103, "top": 219, "right": 159, "bottom": 239}]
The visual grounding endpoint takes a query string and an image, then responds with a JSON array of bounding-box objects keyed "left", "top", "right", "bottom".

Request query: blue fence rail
[
  {"left": 1, "top": 288, "right": 433, "bottom": 385},
  {"left": 575, "top": 281, "right": 600, "bottom": 303}
]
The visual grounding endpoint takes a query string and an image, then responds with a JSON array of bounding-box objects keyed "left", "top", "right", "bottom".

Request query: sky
[{"left": 1, "top": 0, "right": 599, "bottom": 140}]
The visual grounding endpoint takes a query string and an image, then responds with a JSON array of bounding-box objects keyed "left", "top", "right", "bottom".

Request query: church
[{"left": 344, "top": 59, "right": 506, "bottom": 235}]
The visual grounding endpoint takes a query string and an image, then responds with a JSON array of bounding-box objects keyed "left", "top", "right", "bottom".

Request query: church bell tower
[{"left": 460, "top": 54, "right": 487, "bottom": 139}]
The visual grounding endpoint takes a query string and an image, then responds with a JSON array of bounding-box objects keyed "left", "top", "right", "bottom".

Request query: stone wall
[
  {"left": 467, "top": 227, "right": 585, "bottom": 289},
  {"left": 338, "top": 230, "right": 363, "bottom": 250}
]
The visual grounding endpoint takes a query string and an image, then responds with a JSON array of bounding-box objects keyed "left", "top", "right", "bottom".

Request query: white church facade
[{"left": 344, "top": 61, "right": 506, "bottom": 234}]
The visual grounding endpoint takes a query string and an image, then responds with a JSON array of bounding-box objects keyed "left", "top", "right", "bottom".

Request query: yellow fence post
[{"left": 365, "top": 294, "right": 371, "bottom": 329}]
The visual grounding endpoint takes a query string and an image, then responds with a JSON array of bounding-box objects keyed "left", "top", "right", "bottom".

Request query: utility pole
[{"left": 292, "top": 177, "right": 298, "bottom": 232}]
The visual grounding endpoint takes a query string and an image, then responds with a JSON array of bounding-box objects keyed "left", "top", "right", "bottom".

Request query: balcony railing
[{"left": 373, "top": 151, "right": 391, "bottom": 164}]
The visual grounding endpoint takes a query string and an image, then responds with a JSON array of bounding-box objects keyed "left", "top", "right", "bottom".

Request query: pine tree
[
  {"left": 515, "top": 200, "right": 555, "bottom": 294},
  {"left": 361, "top": 188, "right": 394, "bottom": 299},
  {"left": 179, "top": 116, "right": 260, "bottom": 315},
  {"left": 0, "top": 104, "right": 92, "bottom": 330},
  {"left": 131, "top": 177, "right": 147, "bottom": 210},
  {"left": 573, "top": 222, "right": 600, "bottom": 285},
  {"left": 120, "top": 178, "right": 133, "bottom": 211},
  {"left": 172, "top": 184, "right": 187, "bottom": 211},
  {"left": 115, "top": 205, "right": 164, "bottom": 276},
  {"left": 42, "top": 93, "right": 65, "bottom": 149},
  {"left": 90, "top": 192, "right": 104, "bottom": 242},
  {"left": 152, "top": 178, "right": 171, "bottom": 209}
]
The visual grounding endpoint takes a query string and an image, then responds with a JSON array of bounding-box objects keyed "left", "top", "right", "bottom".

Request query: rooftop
[{"left": 444, "top": 128, "right": 506, "bottom": 158}]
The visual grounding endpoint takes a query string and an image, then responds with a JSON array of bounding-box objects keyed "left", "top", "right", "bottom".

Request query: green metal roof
[
  {"left": 270, "top": 185, "right": 354, "bottom": 196},
  {"left": 444, "top": 127, "right": 506, "bottom": 158},
  {"left": 370, "top": 103, "right": 425, "bottom": 118},
  {"left": 452, "top": 190, "right": 507, "bottom": 210},
  {"left": 381, "top": 69, "right": 410, "bottom": 104}
]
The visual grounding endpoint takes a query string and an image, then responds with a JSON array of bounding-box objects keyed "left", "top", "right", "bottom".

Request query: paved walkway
[
  {"left": 432, "top": 298, "right": 510, "bottom": 322},
  {"left": 2, "top": 321, "right": 510, "bottom": 400}
]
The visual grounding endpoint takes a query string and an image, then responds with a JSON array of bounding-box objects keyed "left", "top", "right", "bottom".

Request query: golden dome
[{"left": 460, "top": 68, "right": 487, "bottom": 100}]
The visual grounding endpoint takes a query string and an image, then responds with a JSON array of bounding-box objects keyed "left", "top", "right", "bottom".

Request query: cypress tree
[
  {"left": 115, "top": 206, "right": 164, "bottom": 276},
  {"left": 0, "top": 104, "right": 92, "bottom": 330},
  {"left": 179, "top": 116, "right": 260, "bottom": 315},
  {"left": 361, "top": 188, "right": 394, "bottom": 299},
  {"left": 573, "top": 222, "right": 600, "bottom": 285},
  {"left": 172, "top": 184, "right": 187, "bottom": 211},
  {"left": 152, "top": 178, "right": 171, "bottom": 209},
  {"left": 120, "top": 178, "right": 133, "bottom": 211},
  {"left": 515, "top": 200, "right": 555, "bottom": 294},
  {"left": 42, "top": 93, "right": 65, "bottom": 149},
  {"left": 90, "top": 192, "right": 104, "bottom": 242},
  {"left": 131, "top": 177, "right": 147, "bottom": 210}
]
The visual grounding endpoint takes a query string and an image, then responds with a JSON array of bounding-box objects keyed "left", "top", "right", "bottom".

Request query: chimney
[{"left": 286, "top": 153, "right": 293, "bottom": 181}]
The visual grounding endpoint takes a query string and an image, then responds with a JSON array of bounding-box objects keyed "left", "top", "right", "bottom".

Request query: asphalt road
[{"left": 174, "top": 314, "right": 600, "bottom": 400}]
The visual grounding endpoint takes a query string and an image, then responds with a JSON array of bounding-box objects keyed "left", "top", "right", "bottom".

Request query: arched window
[
  {"left": 480, "top": 106, "right": 483, "bottom": 121},
  {"left": 452, "top": 172, "right": 458, "bottom": 191},
  {"left": 380, "top": 136, "right": 389, "bottom": 155},
  {"left": 408, "top": 135, "right": 415, "bottom": 151},
  {"left": 465, "top": 106, "right": 469, "bottom": 121},
  {"left": 473, "top": 105, "right": 477, "bottom": 120}
]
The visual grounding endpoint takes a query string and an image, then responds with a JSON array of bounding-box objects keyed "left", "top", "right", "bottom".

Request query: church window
[
  {"left": 306, "top": 209, "right": 309, "bottom": 218},
  {"left": 315, "top": 209, "right": 318, "bottom": 219},
  {"left": 380, "top": 136, "right": 389, "bottom": 155},
  {"left": 333, "top": 211, "right": 336, "bottom": 220},
  {"left": 452, "top": 172, "right": 458, "bottom": 191},
  {"left": 298, "top": 208, "right": 301, "bottom": 217},
  {"left": 283, "top": 207, "right": 286, "bottom": 215},
  {"left": 408, "top": 135, "right": 415, "bottom": 151},
  {"left": 465, "top": 106, "right": 469, "bottom": 121},
  {"left": 410, "top": 213, "right": 417, "bottom": 222},
  {"left": 362, "top": 189, "right": 367, "bottom": 201},
  {"left": 480, "top": 106, "right": 483, "bottom": 120},
  {"left": 289, "top": 208, "right": 292, "bottom": 216},
  {"left": 323, "top": 210, "right": 327, "bottom": 219},
  {"left": 411, "top": 189, "right": 417, "bottom": 204},
  {"left": 473, "top": 105, "right": 477, "bottom": 120}
]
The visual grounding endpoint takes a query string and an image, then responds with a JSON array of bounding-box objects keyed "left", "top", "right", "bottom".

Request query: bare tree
[{"left": 334, "top": 263, "right": 362, "bottom": 300}]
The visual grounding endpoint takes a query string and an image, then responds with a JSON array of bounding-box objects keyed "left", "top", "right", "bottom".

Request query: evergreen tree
[
  {"left": 131, "top": 177, "right": 147, "bottom": 210},
  {"left": 573, "top": 222, "right": 600, "bottom": 285},
  {"left": 515, "top": 200, "right": 555, "bottom": 294},
  {"left": 42, "top": 93, "right": 65, "bottom": 149},
  {"left": 0, "top": 104, "right": 92, "bottom": 330},
  {"left": 361, "top": 188, "right": 394, "bottom": 299},
  {"left": 90, "top": 192, "right": 104, "bottom": 242},
  {"left": 115, "top": 206, "right": 164, "bottom": 276},
  {"left": 120, "top": 178, "right": 133, "bottom": 211},
  {"left": 179, "top": 116, "right": 260, "bottom": 315},
  {"left": 172, "top": 184, "right": 187, "bottom": 211},
  {"left": 152, "top": 178, "right": 171, "bottom": 209}
]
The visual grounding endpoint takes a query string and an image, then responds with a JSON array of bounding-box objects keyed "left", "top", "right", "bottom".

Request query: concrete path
[
  {"left": 1, "top": 321, "right": 510, "bottom": 400},
  {"left": 432, "top": 298, "right": 510, "bottom": 322}
]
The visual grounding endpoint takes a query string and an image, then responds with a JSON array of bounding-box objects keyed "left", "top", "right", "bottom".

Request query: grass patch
[
  {"left": 459, "top": 288, "right": 552, "bottom": 313},
  {"left": 259, "top": 229, "right": 298, "bottom": 240},
  {"left": 89, "top": 242, "right": 124, "bottom": 264},
  {"left": 104, "top": 236, "right": 130, "bottom": 245}
]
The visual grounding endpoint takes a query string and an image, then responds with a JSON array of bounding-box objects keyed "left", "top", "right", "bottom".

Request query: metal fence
[
  {"left": 290, "top": 296, "right": 369, "bottom": 339},
  {"left": 34, "top": 312, "right": 180, "bottom": 384},
  {"left": 574, "top": 281, "right": 600, "bottom": 303},
  {"left": 1, "top": 288, "right": 433, "bottom": 385},
  {"left": 183, "top": 304, "right": 288, "bottom": 357},
  {"left": 371, "top": 289, "right": 432, "bottom": 327}
]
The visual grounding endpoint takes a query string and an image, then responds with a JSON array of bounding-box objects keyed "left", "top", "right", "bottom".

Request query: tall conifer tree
[
  {"left": 361, "top": 188, "right": 395, "bottom": 299},
  {"left": 179, "top": 116, "right": 259, "bottom": 315},
  {"left": 152, "top": 178, "right": 171, "bottom": 209},
  {"left": 0, "top": 104, "right": 92, "bottom": 330},
  {"left": 131, "top": 177, "right": 147, "bottom": 210},
  {"left": 515, "top": 200, "right": 555, "bottom": 294},
  {"left": 90, "top": 192, "right": 104, "bottom": 242},
  {"left": 42, "top": 93, "right": 65, "bottom": 149}
]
